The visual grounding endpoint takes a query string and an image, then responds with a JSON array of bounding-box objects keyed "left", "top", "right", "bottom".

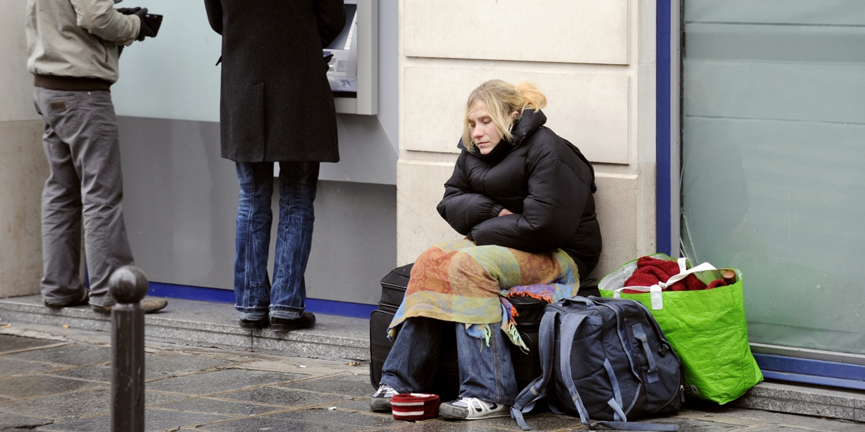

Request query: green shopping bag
[{"left": 599, "top": 253, "right": 763, "bottom": 404}]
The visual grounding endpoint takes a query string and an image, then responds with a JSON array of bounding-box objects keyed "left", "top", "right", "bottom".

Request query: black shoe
[
  {"left": 239, "top": 319, "right": 268, "bottom": 330},
  {"left": 270, "top": 312, "right": 316, "bottom": 332},
  {"left": 44, "top": 292, "right": 89, "bottom": 309}
]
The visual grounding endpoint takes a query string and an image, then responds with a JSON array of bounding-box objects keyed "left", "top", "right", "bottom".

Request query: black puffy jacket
[{"left": 437, "top": 109, "right": 602, "bottom": 277}]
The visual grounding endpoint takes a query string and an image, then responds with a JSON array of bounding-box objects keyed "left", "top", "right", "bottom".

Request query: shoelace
[
  {"left": 452, "top": 397, "right": 494, "bottom": 410},
  {"left": 374, "top": 384, "right": 396, "bottom": 398}
]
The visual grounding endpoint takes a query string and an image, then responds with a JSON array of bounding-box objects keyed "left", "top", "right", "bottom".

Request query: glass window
[{"left": 681, "top": 0, "right": 865, "bottom": 355}]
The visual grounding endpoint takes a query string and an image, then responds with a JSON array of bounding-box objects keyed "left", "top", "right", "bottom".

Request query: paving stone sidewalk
[{"left": 1, "top": 321, "right": 863, "bottom": 432}]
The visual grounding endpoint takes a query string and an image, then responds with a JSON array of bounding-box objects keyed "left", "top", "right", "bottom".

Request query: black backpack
[{"left": 511, "top": 296, "right": 684, "bottom": 431}]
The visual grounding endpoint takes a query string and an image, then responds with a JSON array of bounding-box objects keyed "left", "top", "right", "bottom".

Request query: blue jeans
[
  {"left": 380, "top": 317, "right": 518, "bottom": 405},
  {"left": 234, "top": 161, "right": 319, "bottom": 321}
]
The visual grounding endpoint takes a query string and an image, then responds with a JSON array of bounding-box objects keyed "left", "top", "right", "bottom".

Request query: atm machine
[
  {"left": 325, "top": 2, "right": 358, "bottom": 97},
  {"left": 324, "top": 0, "right": 377, "bottom": 115}
]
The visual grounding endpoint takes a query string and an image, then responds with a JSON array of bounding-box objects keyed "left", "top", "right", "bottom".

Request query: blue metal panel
[
  {"left": 147, "top": 282, "right": 235, "bottom": 303},
  {"left": 147, "top": 282, "right": 377, "bottom": 319},
  {"left": 656, "top": 0, "right": 672, "bottom": 255},
  {"left": 754, "top": 353, "right": 865, "bottom": 390},
  {"left": 759, "top": 370, "right": 865, "bottom": 392}
]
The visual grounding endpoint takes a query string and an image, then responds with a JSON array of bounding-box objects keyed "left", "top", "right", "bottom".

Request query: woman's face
[{"left": 467, "top": 100, "right": 504, "bottom": 155}]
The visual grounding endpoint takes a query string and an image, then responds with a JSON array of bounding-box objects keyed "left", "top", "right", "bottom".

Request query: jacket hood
[{"left": 511, "top": 108, "right": 547, "bottom": 146}]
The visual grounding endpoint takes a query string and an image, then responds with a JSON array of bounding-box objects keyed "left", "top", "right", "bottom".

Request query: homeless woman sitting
[{"left": 370, "top": 79, "right": 602, "bottom": 421}]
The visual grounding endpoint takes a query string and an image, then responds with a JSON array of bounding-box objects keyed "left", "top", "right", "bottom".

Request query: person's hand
[
  {"left": 323, "top": 52, "right": 334, "bottom": 73},
  {"left": 134, "top": 8, "right": 156, "bottom": 41},
  {"left": 116, "top": 7, "right": 141, "bottom": 15},
  {"left": 498, "top": 208, "right": 514, "bottom": 217}
]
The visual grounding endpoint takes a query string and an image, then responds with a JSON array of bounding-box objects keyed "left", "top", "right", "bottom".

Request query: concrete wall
[
  {"left": 0, "top": 1, "right": 46, "bottom": 298},
  {"left": 397, "top": 0, "right": 658, "bottom": 278},
  {"left": 117, "top": 117, "right": 397, "bottom": 306}
]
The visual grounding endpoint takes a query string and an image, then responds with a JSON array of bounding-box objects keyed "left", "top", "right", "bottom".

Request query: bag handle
[
  {"left": 612, "top": 260, "right": 718, "bottom": 310},
  {"left": 596, "top": 421, "right": 679, "bottom": 431},
  {"left": 562, "top": 295, "right": 597, "bottom": 307}
]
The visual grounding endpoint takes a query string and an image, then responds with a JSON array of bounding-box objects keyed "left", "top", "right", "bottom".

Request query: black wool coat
[
  {"left": 437, "top": 109, "right": 603, "bottom": 277},
  {"left": 204, "top": 0, "right": 345, "bottom": 162}
]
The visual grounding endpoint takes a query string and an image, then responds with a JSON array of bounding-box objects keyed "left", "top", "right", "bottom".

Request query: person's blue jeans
[
  {"left": 234, "top": 161, "right": 320, "bottom": 321},
  {"left": 380, "top": 317, "right": 518, "bottom": 405}
]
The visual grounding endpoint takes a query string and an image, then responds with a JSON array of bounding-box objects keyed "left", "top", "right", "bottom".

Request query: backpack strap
[
  {"left": 603, "top": 358, "right": 627, "bottom": 420},
  {"left": 511, "top": 309, "right": 559, "bottom": 431},
  {"left": 595, "top": 421, "right": 680, "bottom": 431},
  {"left": 557, "top": 311, "right": 594, "bottom": 425}
]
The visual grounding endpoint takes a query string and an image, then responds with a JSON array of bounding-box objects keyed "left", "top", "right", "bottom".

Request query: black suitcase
[{"left": 369, "top": 263, "right": 598, "bottom": 400}]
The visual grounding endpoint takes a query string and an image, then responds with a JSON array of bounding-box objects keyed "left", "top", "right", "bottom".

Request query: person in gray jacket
[
  {"left": 26, "top": 0, "right": 166, "bottom": 314},
  {"left": 204, "top": 0, "right": 345, "bottom": 332}
]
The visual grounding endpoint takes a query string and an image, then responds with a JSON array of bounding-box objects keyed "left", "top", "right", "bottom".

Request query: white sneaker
[
  {"left": 370, "top": 384, "right": 398, "bottom": 412},
  {"left": 439, "top": 397, "right": 510, "bottom": 420}
]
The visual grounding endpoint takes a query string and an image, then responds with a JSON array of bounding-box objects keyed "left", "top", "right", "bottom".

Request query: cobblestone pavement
[{"left": 1, "top": 321, "right": 863, "bottom": 432}]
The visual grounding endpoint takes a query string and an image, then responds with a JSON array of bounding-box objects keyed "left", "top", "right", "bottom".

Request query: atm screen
[{"left": 327, "top": 4, "right": 358, "bottom": 50}]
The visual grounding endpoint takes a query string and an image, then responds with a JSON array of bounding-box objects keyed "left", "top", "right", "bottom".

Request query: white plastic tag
[{"left": 650, "top": 285, "right": 663, "bottom": 310}]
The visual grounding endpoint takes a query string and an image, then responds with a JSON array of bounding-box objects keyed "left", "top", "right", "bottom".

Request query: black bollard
[{"left": 108, "top": 265, "right": 148, "bottom": 432}]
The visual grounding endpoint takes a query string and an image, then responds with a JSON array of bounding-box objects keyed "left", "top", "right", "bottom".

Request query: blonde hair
[{"left": 462, "top": 80, "right": 547, "bottom": 151}]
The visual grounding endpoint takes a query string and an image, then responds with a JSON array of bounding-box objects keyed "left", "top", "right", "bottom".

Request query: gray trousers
[{"left": 34, "top": 87, "right": 134, "bottom": 308}]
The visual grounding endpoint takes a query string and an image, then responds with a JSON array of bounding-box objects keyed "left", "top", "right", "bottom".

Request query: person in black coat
[
  {"left": 203, "top": 0, "right": 346, "bottom": 331},
  {"left": 370, "top": 80, "right": 602, "bottom": 420}
]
